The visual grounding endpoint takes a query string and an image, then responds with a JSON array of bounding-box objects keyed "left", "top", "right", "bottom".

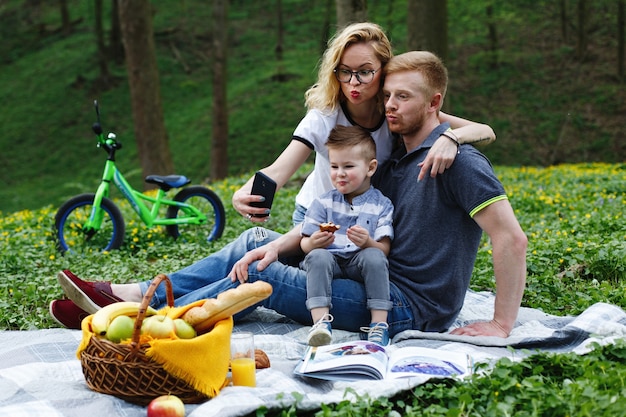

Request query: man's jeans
[{"left": 140, "top": 227, "right": 413, "bottom": 337}]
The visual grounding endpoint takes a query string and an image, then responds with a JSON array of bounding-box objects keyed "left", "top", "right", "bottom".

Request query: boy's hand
[
  {"left": 346, "top": 225, "right": 369, "bottom": 248},
  {"left": 308, "top": 230, "right": 336, "bottom": 249}
]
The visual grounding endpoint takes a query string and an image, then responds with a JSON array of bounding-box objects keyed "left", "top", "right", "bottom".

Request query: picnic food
[
  {"left": 141, "top": 315, "right": 176, "bottom": 339},
  {"left": 146, "top": 394, "right": 185, "bottom": 417},
  {"left": 254, "top": 349, "right": 270, "bottom": 369},
  {"left": 173, "top": 318, "right": 197, "bottom": 339},
  {"left": 105, "top": 315, "right": 135, "bottom": 342},
  {"left": 319, "top": 222, "right": 340, "bottom": 233},
  {"left": 91, "top": 301, "right": 158, "bottom": 337},
  {"left": 182, "top": 281, "right": 273, "bottom": 334}
]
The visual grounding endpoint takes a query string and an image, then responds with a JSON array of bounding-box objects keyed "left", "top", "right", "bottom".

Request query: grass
[{"left": 1, "top": 162, "right": 625, "bottom": 415}]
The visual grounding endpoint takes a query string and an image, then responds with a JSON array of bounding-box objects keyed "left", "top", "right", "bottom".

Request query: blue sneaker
[
  {"left": 307, "top": 314, "right": 333, "bottom": 346},
  {"left": 361, "top": 322, "right": 389, "bottom": 346}
]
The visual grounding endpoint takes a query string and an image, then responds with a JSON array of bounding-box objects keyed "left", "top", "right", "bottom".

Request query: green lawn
[{"left": 1, "top": 162, "right": 625, "bottom": 415}]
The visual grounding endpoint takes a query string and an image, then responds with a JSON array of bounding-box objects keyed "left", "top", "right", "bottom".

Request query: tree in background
[
  {"left": 407, "top": 0, "right": 448, "bottom": 63},
  {"left": 619, "top": 0, "right": 624, "bottom": 80},
  {"left": 407, "top": 0, "right": 448, "bottom": 111},
  {"left": 211, "top": 0, "right": 228, "bottom": 180},
  {"left": 109, "top": 0, "right": 124, "bottom": 65},
  {"left": 118, "top": 0, "right": 174, "bottom": 183},
  {"left": 59, "top": 0, "right": 70, "bottom": 36},
  {"left": 336, "top": 0, "right": 367, "bottom": 28},
  {"left": 94, "top": 0, "right": 111, "bottom": 87}
]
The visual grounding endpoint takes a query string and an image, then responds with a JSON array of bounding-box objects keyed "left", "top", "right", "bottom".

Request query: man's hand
[
  {"left": 228, "top": 245, "right": 279, "bottom": 284},
  {"left": 450, "top": 319, "right": 510, "bottom": 338}
]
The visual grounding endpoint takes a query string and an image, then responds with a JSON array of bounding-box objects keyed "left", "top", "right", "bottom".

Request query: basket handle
[{"left": 129, "top": 273, "right": 175, "bottom": 352}]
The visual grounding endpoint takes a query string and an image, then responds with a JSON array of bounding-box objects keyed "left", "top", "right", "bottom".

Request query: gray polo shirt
[{"left": 373, "top": 123, "right": 507, "bottom": 331}]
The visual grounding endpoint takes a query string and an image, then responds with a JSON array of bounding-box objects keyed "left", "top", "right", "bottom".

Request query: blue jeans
[{"left": 140, "top": 227, "right": 414, "bottom": 337}]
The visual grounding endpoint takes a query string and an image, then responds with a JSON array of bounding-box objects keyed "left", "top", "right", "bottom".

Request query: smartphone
[{"left": 250, "top": 171, "right": 277, "bottom": 217}]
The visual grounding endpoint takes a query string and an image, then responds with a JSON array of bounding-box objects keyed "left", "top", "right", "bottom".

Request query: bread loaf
[
  {"left": 254, "top": 349, "right": 270, "bottom": 369},
  {"left": 182, "top": 281, "right": 273, "bottom": 334}
]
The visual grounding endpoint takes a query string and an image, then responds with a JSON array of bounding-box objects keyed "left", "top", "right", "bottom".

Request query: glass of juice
[{"left": 230, "top": 332, "right": 256, "bottom": 387}]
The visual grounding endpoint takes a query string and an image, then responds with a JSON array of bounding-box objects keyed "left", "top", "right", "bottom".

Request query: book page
[
  {"left": 385, "top": 346, "right": 472, "bottom": 380},
  {"left": 295, "top": 340, "right": 389, "bottom": 381}
]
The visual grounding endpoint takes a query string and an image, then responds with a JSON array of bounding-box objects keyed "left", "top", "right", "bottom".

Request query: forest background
[{"left": 0, "top": 0, "right": 624, "bottom": 215}]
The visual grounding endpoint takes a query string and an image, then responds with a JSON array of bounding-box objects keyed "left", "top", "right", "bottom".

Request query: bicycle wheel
[
  {"left": 55, "top": 193, "right": 125, "bottom": 254},
  {"left": 166, "top": 186, "right": 226, "bottom": 243}
]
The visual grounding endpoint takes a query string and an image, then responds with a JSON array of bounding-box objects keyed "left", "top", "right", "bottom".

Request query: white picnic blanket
[{"left": 1, "top": 290, "right": 625, "bottom": 417}]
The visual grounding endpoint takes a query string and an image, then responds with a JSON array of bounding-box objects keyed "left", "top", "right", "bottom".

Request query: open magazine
[{"left": 294, "top": 340, "right": 473, "bottom": 381}]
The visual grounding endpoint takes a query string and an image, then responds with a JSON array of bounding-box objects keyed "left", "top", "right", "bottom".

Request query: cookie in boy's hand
[{"left": 319, "top": 222, "right": 340, "bottom": 233}]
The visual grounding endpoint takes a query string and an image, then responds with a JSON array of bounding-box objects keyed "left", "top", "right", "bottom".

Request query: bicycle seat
[{"left": 145, "top": 175, "right": 191, "bottom": 191}]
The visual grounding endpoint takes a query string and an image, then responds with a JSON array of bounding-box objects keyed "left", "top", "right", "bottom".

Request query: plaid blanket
[{"left": 1, "top": 290, "right": 625, "bottom": 417}]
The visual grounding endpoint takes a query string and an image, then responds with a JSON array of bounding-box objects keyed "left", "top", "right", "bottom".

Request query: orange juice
[{"left": 231, "top": 357, "right": 256, "bottom": 387}]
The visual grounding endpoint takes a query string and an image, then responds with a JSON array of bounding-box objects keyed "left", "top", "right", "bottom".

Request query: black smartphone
[{"left": 250, "top": 171, "right": 277, "bottom": 217}]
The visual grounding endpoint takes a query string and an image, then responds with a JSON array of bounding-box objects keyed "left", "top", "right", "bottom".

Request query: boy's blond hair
[{"left": 326, "top": 125, "right": 376, "bottom": 163}]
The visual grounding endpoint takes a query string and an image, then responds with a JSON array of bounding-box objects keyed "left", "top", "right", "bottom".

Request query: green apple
[
  {"left": 173, "top": 318, "right": 197, "bottom": 339},
  {"left": 141, "top": 315, "right": 176, "bottom": 339},
  {"left": 106, "top": 315, "right": 135, "bottom": 343}
]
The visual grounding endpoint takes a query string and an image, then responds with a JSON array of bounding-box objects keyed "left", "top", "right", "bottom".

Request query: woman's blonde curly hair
[{"left": 304, "top": 22, "right": 393, "bottom": 113}]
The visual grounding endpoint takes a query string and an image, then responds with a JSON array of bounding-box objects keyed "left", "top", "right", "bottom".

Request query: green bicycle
[{"left": 54, "top": 101, "right": 226, "bottom": 254}]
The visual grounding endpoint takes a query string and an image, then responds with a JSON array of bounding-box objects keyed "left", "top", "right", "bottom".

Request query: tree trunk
[
  {"left": 336, "top": 0, "right": 367, "bottom": 28},
  {"left": 407, "top": 0, "right": 448, "bottom": 63},
  {"left": 619, "top": 0, "right": 624, "bottom": 80},
  {"left": 576, "top": 0, "right": 587, "bottom": 60},
  {"left": 320, "top": 0, "right": 333, "bottom": 55},
  {"left": 59, "top": 0, "right": 71, "bottom": 36},
  {"left": 486, "top": 3, "right": 498, "bottom": 69},
  {"left": 407, "top": 0, "right": 448, "bottom": 111},
  {"left": 560, "top": 0, "right": 569, "bottom": 42},
  {"left": 109, "top": 0, "right": 124, "bottom": 64},
  {"left": 118, "top": 0, "right": 174, "bottom": 184},
  {"left": 94, "top": 0, "right": 111, "bottom": 85},
  {"left": 211, "top": 0, "right": 229, "bottom": 180}
]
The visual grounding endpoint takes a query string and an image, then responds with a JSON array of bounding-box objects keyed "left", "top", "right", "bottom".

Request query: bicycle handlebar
[{"left": 92, "top": 100, "right": 122, "bottom": 158}]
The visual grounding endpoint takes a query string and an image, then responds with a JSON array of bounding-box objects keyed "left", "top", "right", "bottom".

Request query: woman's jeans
[{"left": 139, "top": 227, "right": 413, "bottom": 337}]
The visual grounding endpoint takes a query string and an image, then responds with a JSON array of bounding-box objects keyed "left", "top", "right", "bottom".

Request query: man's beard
[{"left": 392, "top": 111, "right": 426, "bottom": 136}]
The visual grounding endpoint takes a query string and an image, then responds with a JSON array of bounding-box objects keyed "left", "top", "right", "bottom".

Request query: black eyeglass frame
[{"left": 333, "top": 68, "right": 380, "bottom": 84}]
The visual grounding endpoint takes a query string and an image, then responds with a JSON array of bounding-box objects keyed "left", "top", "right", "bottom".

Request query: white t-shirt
[{"left": 292, "top": 105, "right": 394, "bottom": 210}]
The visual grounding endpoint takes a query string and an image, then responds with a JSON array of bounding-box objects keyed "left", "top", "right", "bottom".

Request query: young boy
[{"left": 300, "top": 125, "right": 394, "bottom": 346}]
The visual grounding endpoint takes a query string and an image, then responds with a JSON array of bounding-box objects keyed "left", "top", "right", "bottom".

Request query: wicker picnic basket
[{"left": 79, "top": 274, "right": 220, "bottom": 405}]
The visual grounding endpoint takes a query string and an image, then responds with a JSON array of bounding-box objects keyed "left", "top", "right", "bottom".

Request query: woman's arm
[
  {"left": 441, "top": 112, "right": 496, "bottom": 146},
  {"left": 232, "top": 140, "right": 312, "bottom": 220},
  {"left": 418, "top": 113, "right": 496, "bottom": 181}
]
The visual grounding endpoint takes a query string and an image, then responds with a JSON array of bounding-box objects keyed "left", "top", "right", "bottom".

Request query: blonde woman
[{"left": 232, "top": 22, "right": 494, "bottom": 224}]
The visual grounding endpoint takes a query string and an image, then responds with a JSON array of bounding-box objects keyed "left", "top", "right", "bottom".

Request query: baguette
[{"left": 182, "top": 281, "right": 273, "bottom": 334}]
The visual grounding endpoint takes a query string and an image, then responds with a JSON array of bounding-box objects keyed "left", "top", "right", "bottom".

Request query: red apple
[
  {"left": 141, "top": 315, "right": 176, "bottom": 339},
  {"left": 147, "top": 394, "right": 185, "bottom": 417}
]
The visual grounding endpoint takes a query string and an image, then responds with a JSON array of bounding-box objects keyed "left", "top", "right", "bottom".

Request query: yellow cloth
[{"left": 77, "top": 300, "right": 233, "bottom": 398}]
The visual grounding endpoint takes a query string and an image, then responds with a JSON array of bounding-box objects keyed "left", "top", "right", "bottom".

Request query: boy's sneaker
[
  {"left": 361, "top": 322, "right": 389, "bottom": 346},
  {"left": 307, "top": 314, "right": 334, "bottom": 346}
]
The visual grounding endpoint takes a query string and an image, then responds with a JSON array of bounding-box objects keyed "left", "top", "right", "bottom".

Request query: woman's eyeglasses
[{"left": 333, "top": 68, "right": 379, "bottom": 84}]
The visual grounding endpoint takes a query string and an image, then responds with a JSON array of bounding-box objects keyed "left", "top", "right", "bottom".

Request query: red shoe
[
  {"left": 49, "top": 299, "right": 89, "bottom": 330},
  {"left": 57, "top": 269, "right": 123, "bottom": 314}
]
